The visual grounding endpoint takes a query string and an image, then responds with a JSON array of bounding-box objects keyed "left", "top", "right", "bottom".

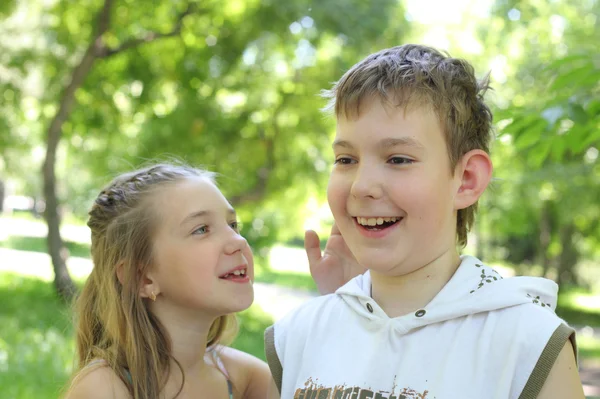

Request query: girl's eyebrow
[{"left": 180, "top": 209, "right": 236, "bottom": 226}]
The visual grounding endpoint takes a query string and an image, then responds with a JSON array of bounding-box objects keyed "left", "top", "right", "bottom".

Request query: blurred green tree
[{"left": 0, "top": 0, "right": 406, "bottom": 298}]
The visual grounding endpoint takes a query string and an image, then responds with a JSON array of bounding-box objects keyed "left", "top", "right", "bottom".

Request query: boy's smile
[
  {"left": 328, "top": 97, "right": 462, "bottom": 276},
  {"left": 353, "top": 216, "right": 403, "bottom": 238}
]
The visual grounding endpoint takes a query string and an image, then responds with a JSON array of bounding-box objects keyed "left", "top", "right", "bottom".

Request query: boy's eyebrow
[
  {"left": 332, "top": 137, "right": 425, "bottom": 150},
  {"left": 332, "top": 139, "right": 353, "bottom": 150},
  {"left": 180, "top": 209, "right": 236, "bottom": 226},
  {"left": 379, "top": 137, "right": 425, "bottom": 150}
]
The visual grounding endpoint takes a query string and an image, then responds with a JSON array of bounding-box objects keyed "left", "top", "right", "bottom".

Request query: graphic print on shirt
[
  {"left": 469, "top": 262, "right": 503, "bottom": 293},
  {"left": 293, "top": 377, "right": 433, "bottom": 399}
]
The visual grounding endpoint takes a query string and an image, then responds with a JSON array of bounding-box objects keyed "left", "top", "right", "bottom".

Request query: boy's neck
[{"left": 370, "top": 248, "right": 461, "bottom": 318}]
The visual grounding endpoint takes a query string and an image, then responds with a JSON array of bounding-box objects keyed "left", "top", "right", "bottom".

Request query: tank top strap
[{"left": 211, "top": 349, "right": 234, "bottom": 399}]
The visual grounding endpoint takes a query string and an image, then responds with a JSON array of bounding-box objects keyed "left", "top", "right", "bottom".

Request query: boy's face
[{"left": 328, "top": 98, "right": 462, "bottom": 276}]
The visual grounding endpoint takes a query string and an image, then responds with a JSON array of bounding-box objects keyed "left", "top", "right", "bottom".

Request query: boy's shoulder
[{"left": 275, "top": 291, "right": 345, "bottom": 328}]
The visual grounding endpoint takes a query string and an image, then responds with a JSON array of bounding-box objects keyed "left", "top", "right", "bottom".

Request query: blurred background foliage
[{"left": 0, "top": 0, "right": 599, "bottom": 396}]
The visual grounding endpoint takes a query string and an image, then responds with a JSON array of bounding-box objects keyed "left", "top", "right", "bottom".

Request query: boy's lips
[
  {"left": 354, "top": 216, "right": 403, "bottom": 226},
  {"left": 352, "top": 216, "right": 403, "bottom": 238}
]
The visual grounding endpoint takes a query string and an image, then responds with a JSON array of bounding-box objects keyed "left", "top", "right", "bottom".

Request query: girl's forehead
[{"left": 151, "top": 177, "right": 230, "bottom": 221}]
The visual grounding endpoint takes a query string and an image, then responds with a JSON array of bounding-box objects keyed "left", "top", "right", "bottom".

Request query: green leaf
[
  {"left": 527, "top": 138, "right": 552, "bottom": 168},
  {"left": 514, "top": 119, "right": 548, "bottom": 150},
  {"left": 550, "top": 138, "right": 566, "bottom": 163},
  {"left": 568, "top": 103, "right": 589, "bottom": 125},
  {"left": 542, "top": 54, "right": 590, "bottom": 72},
  {"left": 549, "top": 63, "right": 595, "bottom": 91},
  {"left": 588, "top": 100, "right": 600, "bottom": 117}
]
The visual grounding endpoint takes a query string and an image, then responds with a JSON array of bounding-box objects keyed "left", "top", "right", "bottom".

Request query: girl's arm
[
  {"left": 219, "top": 346, "right": 271, "bottom": 399},
  {"left": 64, "top": 366, "right": 130, "bottom": 399},
  {"left": 537, "top": 340, "right": 585, "bottom": 399}
]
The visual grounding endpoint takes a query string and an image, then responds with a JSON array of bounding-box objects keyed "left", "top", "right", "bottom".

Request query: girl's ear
[
  {"left": 116, "top": 262, "right": 160, "bottom": 300},
  {"left": 116, "top": 261, "right": 126, "bottom": 285},
  {"left": 139, "top": 269, "right": 160, "bottom": 301},
  {"left": 454, "top": 149, "right": 493, "bottom": 210}
]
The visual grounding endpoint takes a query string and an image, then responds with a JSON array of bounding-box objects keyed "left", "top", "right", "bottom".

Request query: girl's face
[{"left": 148, "top": 177, "right": 254, "bottom": 316}]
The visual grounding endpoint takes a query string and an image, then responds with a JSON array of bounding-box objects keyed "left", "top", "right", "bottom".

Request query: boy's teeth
[
  {"left": 357, "top": 217, "right": 400, "bottom": 226},
  {"left": 233, "top": 270, "right": 241, "bottom": 276}
]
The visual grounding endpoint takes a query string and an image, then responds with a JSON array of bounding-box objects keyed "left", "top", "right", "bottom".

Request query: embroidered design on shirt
[
  {"left": 470, "top": 263, "right": 503, "bottom": 294},
  {"left": 527, "top": 293, "right": 552, "bottom": 308},
  {"left": 293, "top": 377, "right": 433, "bottom": 399}
]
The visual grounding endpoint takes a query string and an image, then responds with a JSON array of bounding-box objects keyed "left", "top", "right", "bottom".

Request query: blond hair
[
  {"left": 323, "top": 44, "right": 493, "bottom": 247},
  {"left": 69, "top": 163, "right": 237, "bottom": 398}
]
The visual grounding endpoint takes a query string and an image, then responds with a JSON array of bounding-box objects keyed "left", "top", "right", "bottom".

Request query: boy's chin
[{"left": 360, "top": 255, "right": 417, "bottom": 277}]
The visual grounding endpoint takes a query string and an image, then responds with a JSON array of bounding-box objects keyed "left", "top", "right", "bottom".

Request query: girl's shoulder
[
  {"left": 64, "top": 359, "right": 130, "bottom": 399},
  {"left": 214, "top": 346, "right": 271, "bottom": 399}
]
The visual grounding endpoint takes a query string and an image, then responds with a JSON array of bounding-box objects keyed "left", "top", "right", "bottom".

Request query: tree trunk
[
  {"left": 539, "top": 201, "right": 552, "bottom": 278},
  {"left": 41, "top": 0, "right": 192, "bottom": 300},
  {"left": 556, "top": 223, "right": 578, "bottom": 286},
  {"left": 42, "top": 0, "right": 114, "bottom": 301},
  {"left": 0, "top": 179, "right": 4, "bottom": 213}
]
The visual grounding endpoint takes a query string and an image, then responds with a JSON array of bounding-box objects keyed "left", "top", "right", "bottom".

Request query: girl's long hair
[{"left": 67, "top": 163, "right": 237, "bottom": 398}]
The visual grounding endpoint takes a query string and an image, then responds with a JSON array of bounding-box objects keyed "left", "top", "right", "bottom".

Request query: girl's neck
[{"left": 151, "top": 303, "right": 216, "bottom": 372}]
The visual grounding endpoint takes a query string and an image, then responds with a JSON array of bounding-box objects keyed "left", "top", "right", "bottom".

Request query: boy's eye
[
  {"left": 229, "top": 221, "right": 241, "bottom": 232},
  {"left": 192, "top": 225, "right": 208, "bottom": 235},
  {"left": 388, "top": 156, "right": 413, "bottom": 165},
  {"left": 334, "top": 157, "right": 355, "bottom": 165}
]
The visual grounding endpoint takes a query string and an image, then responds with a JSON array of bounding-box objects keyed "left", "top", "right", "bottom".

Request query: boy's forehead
[
  {"left": 332, "top": 99, "right": 445, "bottom": 151},
  {"left": 335, "top": 96, "right": 439, "bottom": 128},
  {"left": 335, "top": 89, "right": 434, "bottom": 120}
]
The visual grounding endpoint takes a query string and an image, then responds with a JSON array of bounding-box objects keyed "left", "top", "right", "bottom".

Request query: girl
[{"left": 65, "top": 163, "right": 271, "bottom": 399}]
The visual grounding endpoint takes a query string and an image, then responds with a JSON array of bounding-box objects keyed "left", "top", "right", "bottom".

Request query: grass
[
  {"left": 0, "top": 273, "right": 76, "bottom": 399},
  {"left": 254, "top": 266, "right": 317, "bottom": 291},
  {"left": 0, "top": 235, "right": 91, "bottom": 259},
  {"left": 0, "top": 271, "right": 272, "bottom": 399}
]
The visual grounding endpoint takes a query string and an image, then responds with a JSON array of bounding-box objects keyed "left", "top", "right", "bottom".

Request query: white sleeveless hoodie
[{"left": 265, "top": 256, "right": 576, "bottom": 399}]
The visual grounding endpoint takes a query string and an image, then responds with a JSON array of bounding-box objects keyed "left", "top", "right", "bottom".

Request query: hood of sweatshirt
[{"left": 335, "top": 255, "right": 559, "bottom": 334}]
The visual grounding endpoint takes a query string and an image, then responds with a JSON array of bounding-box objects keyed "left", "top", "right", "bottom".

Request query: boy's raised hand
[{"left": 305, "top": 224, "right": 366, "bottom": 295}]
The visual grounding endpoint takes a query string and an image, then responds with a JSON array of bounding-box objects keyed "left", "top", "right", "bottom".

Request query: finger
[
  {"left": 304, "top": 229, "right": 322, "bottom": 265},
  {"left": 330, "top": 222, "right": 341, "bottom": 236}
]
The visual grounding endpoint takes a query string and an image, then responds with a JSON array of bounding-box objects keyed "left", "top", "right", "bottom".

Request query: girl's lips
[
  {"left": 219, "top": 264, "right": 251, "bottom": 283},
  {"left": 221, "top": 274, "right": 251, "bottom": 284}
]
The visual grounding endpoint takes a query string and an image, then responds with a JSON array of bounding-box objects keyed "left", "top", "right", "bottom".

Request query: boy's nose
[
  {"left": 350, "top": 167, "right": 383, "bottom": 199},
  {"left": 224, "top": 232, "right": 247, "bottom": 255}
]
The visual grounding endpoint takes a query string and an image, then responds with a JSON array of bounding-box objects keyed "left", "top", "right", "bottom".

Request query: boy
[{"left": 265, "top": 44, "right": 583, "bottom": 399}]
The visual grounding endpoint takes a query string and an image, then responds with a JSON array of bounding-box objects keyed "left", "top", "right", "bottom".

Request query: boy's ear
[{"left": 454, "top": 149, "right": 493, "bottom": 210}]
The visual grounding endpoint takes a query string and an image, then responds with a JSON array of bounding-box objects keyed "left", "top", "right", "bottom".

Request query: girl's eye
[
  {"left": 229, "top": 221, "right": 241, "bottom": 232},
  {"left": 192, "top": 225, "right": 208, "bottom": 235},
  {"left": 389, "top": 156, "right": 413, "bottom": 165},
  {"left": 334, "top": 157, "right": 355, "bottom": 165}
]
